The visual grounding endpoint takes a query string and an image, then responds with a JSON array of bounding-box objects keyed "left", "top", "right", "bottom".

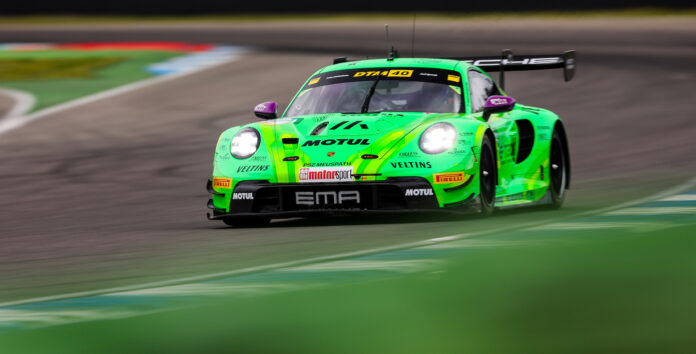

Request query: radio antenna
[
  {"left": 411, "top": 14, "right": 416, "bottom": 57},
  {"left": 385, "top": 24, "right": 398, "bottom": 61},
  {"left": 499, "top": 49, "right": 512, "bottom": 91}
]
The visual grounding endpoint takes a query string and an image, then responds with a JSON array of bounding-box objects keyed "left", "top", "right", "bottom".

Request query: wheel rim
[
  {"left": 480, "top": 144, "right": 495, "bottom": 206},
  {"left": 550, "top": 138, "right": 566, "bottom": 198}
]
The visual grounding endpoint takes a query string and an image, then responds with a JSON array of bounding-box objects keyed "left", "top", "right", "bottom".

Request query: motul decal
[
  {"left": 404, "top": 188, "right": 434, "bottom": 197},
  {"left": 302, "top": 139, "right": 370, "bottom": 147},
  {"left": 232, "top": 192, "right": 253, "bottom": 200}
]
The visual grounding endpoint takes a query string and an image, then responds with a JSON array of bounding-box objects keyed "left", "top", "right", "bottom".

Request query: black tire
[
  {"left": 478, "top": 134, "right": 497, "bottom": 216},
  {"left": 222, "top": 216, "right": 271, "bottom": 228},
  {"left": 548, "top": 129, "right": 568, "bottom": 209}
]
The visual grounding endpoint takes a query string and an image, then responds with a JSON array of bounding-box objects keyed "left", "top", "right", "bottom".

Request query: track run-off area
[
  {"left": 0, "top": 181, "right": 695, "bottom": 330},
  {"left": 0, "top": 17, "right": 695, "bottom": 328}
]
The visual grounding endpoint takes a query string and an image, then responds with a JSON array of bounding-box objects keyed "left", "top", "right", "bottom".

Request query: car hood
[
  {"left": 262, "top": 112, "right": 441, "bottom": 155},
  {"left": 252, "top": 112, "right": 461, "bottom": 181}
]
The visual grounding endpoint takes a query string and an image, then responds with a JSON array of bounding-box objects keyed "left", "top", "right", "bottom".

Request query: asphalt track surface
[
  {"left": 0, "top": 93, "right": 13, "bottom": 117},
  {"left": 0, "top": 18, "right": 694, "bottom": 302}
]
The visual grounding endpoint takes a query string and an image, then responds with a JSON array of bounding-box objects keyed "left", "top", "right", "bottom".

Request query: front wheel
[
  {"left": 478, "top": 134, "right": 497, "bottom": 216},
  {"left": 547, "top": 129, "right": 568, "bottom": 209}
]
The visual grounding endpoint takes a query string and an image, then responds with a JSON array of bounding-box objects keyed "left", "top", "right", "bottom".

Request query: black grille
[{"left": 252, "top": 183, "right": 406, "bottom": 212}]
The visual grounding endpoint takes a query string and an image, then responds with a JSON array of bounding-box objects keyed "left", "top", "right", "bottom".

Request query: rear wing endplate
[{"left": 447, "top": 50, "right": 576, "bottom": 83}]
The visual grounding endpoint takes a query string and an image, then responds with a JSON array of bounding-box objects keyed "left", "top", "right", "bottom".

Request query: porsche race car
[{"left": 207, "top": 50, "right": 575, "bottom": 226}]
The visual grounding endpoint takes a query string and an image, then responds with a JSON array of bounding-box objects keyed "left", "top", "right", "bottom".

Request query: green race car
[{"left": 207, "top": 50, "right": 575, "bottom": 227}]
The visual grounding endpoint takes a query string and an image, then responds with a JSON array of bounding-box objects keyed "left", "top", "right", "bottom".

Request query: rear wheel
[
  {"left": 548, "top": 129, "right": 567, "bottom": 209},
  {"left": 478, "top": 134, "right": 497, "bottom": 215},
  {"left": 222, "top": 216, "right": 270, "bottom": 228}
]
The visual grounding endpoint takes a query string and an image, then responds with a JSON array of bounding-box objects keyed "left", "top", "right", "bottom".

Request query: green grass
[
  {"left": 0, "top": 57, "right": 123, "bottom": 81},
  {"left": 2, "top": 222, "right": 695, "bottom": 353},
  {"left": 0, "top": 8, "right": 694, "bottom": 25},
  {"left": 0, "top": 50, "right": 183, "bottom": 111}
]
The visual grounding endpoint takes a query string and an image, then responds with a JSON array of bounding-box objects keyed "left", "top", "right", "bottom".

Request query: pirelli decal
[
  {"left": 447, "top": 74, "right": 460, "bottom": 83},
  {"left": 433, "top": 172, "right": 465, "bottom": 184},
  {"left": 212, "top": 177, "right": 233, "bottom": 189},
  {"left": 308, "top": 77, "right": 320, "bottom": 85},
  {"left": 354, "top": 69, "right": 413, "bottom": 78}
]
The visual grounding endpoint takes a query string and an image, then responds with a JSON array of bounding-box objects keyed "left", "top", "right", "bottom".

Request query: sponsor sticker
[
  {"left": 489, "top": 97, "right": 509, "bottom": 105},
  {"left": 353, "top": 69, "right": 414, "bottom": 78},
  {"left": 302, "top": 139, "right": 370, "bottom": 147},
  {"left": 387, "top": 69, "right": 413, "bottom": 77},
  {"left": 447, "top": 74, "right": 461, "bottom": 83},
  {"left": 232, "top": 192, "right": 253, "bottom": 200},
  {"left": 390, "top": 161, "right": 432, "bottom": 169},
  {"left": 237, "top": 165, "right": 270, "bottom": 173},
  {"left": 295, "top": 190, "right": 361, "bottom": 206},
  {"left": 303, "top": 162, "right": 351, "bottom": 167},
  {"left": 399, "top": 152, "right": 420, "bottom": 158},
  {"left": 298, "top": 166, "right": 353, "bottom": 183},
  {"left": 308, "top": 77, "right": 320, "bottom": 85},
  {"left": 433, "top": 172, "right": 465, "bottom": 184},
  {"left": 404, "top": 188, "right": 434, "bottom": 197},
  {"left": 212, "top": 177, "right": 233, "bottom": 189}
]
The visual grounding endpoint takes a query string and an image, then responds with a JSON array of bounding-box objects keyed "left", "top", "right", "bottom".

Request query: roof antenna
[
  {"left": 499, "top": 49, "right": 513, "bottom": 91},
  {"left": 385, "top": 24, "right": 392, "bottom": 60},
  {"left": 385, "top": 24, "right": 398, "bottom": 61},
  {"left": 411, "top": 14, "right": 416, "bottom": 57}
]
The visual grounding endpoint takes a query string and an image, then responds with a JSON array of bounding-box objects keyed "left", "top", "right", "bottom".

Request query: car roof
[{"left": 317, "top": 57, "right": 474, "bottom": 74}]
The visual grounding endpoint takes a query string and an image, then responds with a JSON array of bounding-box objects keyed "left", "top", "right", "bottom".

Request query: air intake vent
[
  {"left": 310, "top": 121, "right": 329, "bottom": 136},
  {"left": 282, "top": 138, "right": 299, "bottom": 144}
]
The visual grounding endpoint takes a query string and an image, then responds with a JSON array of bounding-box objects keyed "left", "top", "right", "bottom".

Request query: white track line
[
  {"left": 2, "top": 177, "right": 695, "bottom": 309},
  {"left": 0, "top": 88, "right": 36, "bottom": 119},
  {"left": 606, "top": 206, "right": 696, "bottom": 215},
  {"left": 658, "top": 194, "right": 696, "bottom": 202},
  {"left": 0, "top": 48, "right": 245, "bottom": 137}
]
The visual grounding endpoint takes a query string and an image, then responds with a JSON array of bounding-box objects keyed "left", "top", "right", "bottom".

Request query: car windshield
[{"left": 285, "top": 68, "right": 463, "bottom": 117}]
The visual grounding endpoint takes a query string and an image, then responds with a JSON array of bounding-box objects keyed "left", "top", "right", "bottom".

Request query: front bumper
[{"left": 206, "top": 177, "right": 475, "bottom": 219}]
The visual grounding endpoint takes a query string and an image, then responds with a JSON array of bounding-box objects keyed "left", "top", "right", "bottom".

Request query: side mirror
[
  {"left": 482, "top": 95, "right": 516, "bottom": 121},
  {"left": 254, "top": 101, "right": 277, "bottom": 119}
]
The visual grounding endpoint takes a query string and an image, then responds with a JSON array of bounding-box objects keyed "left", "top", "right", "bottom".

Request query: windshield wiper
[{"left": 360, "top": 75, "right": 382, "bottom": 113}]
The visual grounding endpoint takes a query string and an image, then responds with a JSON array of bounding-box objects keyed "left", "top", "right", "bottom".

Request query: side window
[{"left": 468, "top": 70, "right": 497, "bottom": 113}]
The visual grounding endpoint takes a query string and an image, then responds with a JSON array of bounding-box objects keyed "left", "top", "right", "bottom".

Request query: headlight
[
  {"left": 419, "top": 122, "right": 457, "bottom": 154},
  {"left": 230, "top": 128, "right": 260, "bottom": 159}
]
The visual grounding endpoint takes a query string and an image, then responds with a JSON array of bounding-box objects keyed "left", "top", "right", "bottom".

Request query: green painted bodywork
[{"left": 212, "top": 58, "right": 564, "bottom": 212}]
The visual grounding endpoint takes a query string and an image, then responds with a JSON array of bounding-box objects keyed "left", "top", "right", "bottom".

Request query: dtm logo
[
  {"left": 404, "top": 188, "right": 434, "bottom": 197},
  {"left": 232, "top": 192, "right": 253, "bottom": 200},
  {"left": 295, "top": 191, "right": 361, "bottom": 205}
]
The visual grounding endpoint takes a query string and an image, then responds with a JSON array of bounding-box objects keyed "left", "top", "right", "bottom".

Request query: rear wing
[
  {"left": 446, "top": 49, "right": 576, "bottom": 88},
  {"left": 332, "top": 49, "right": 576, "bottom": 90}
]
